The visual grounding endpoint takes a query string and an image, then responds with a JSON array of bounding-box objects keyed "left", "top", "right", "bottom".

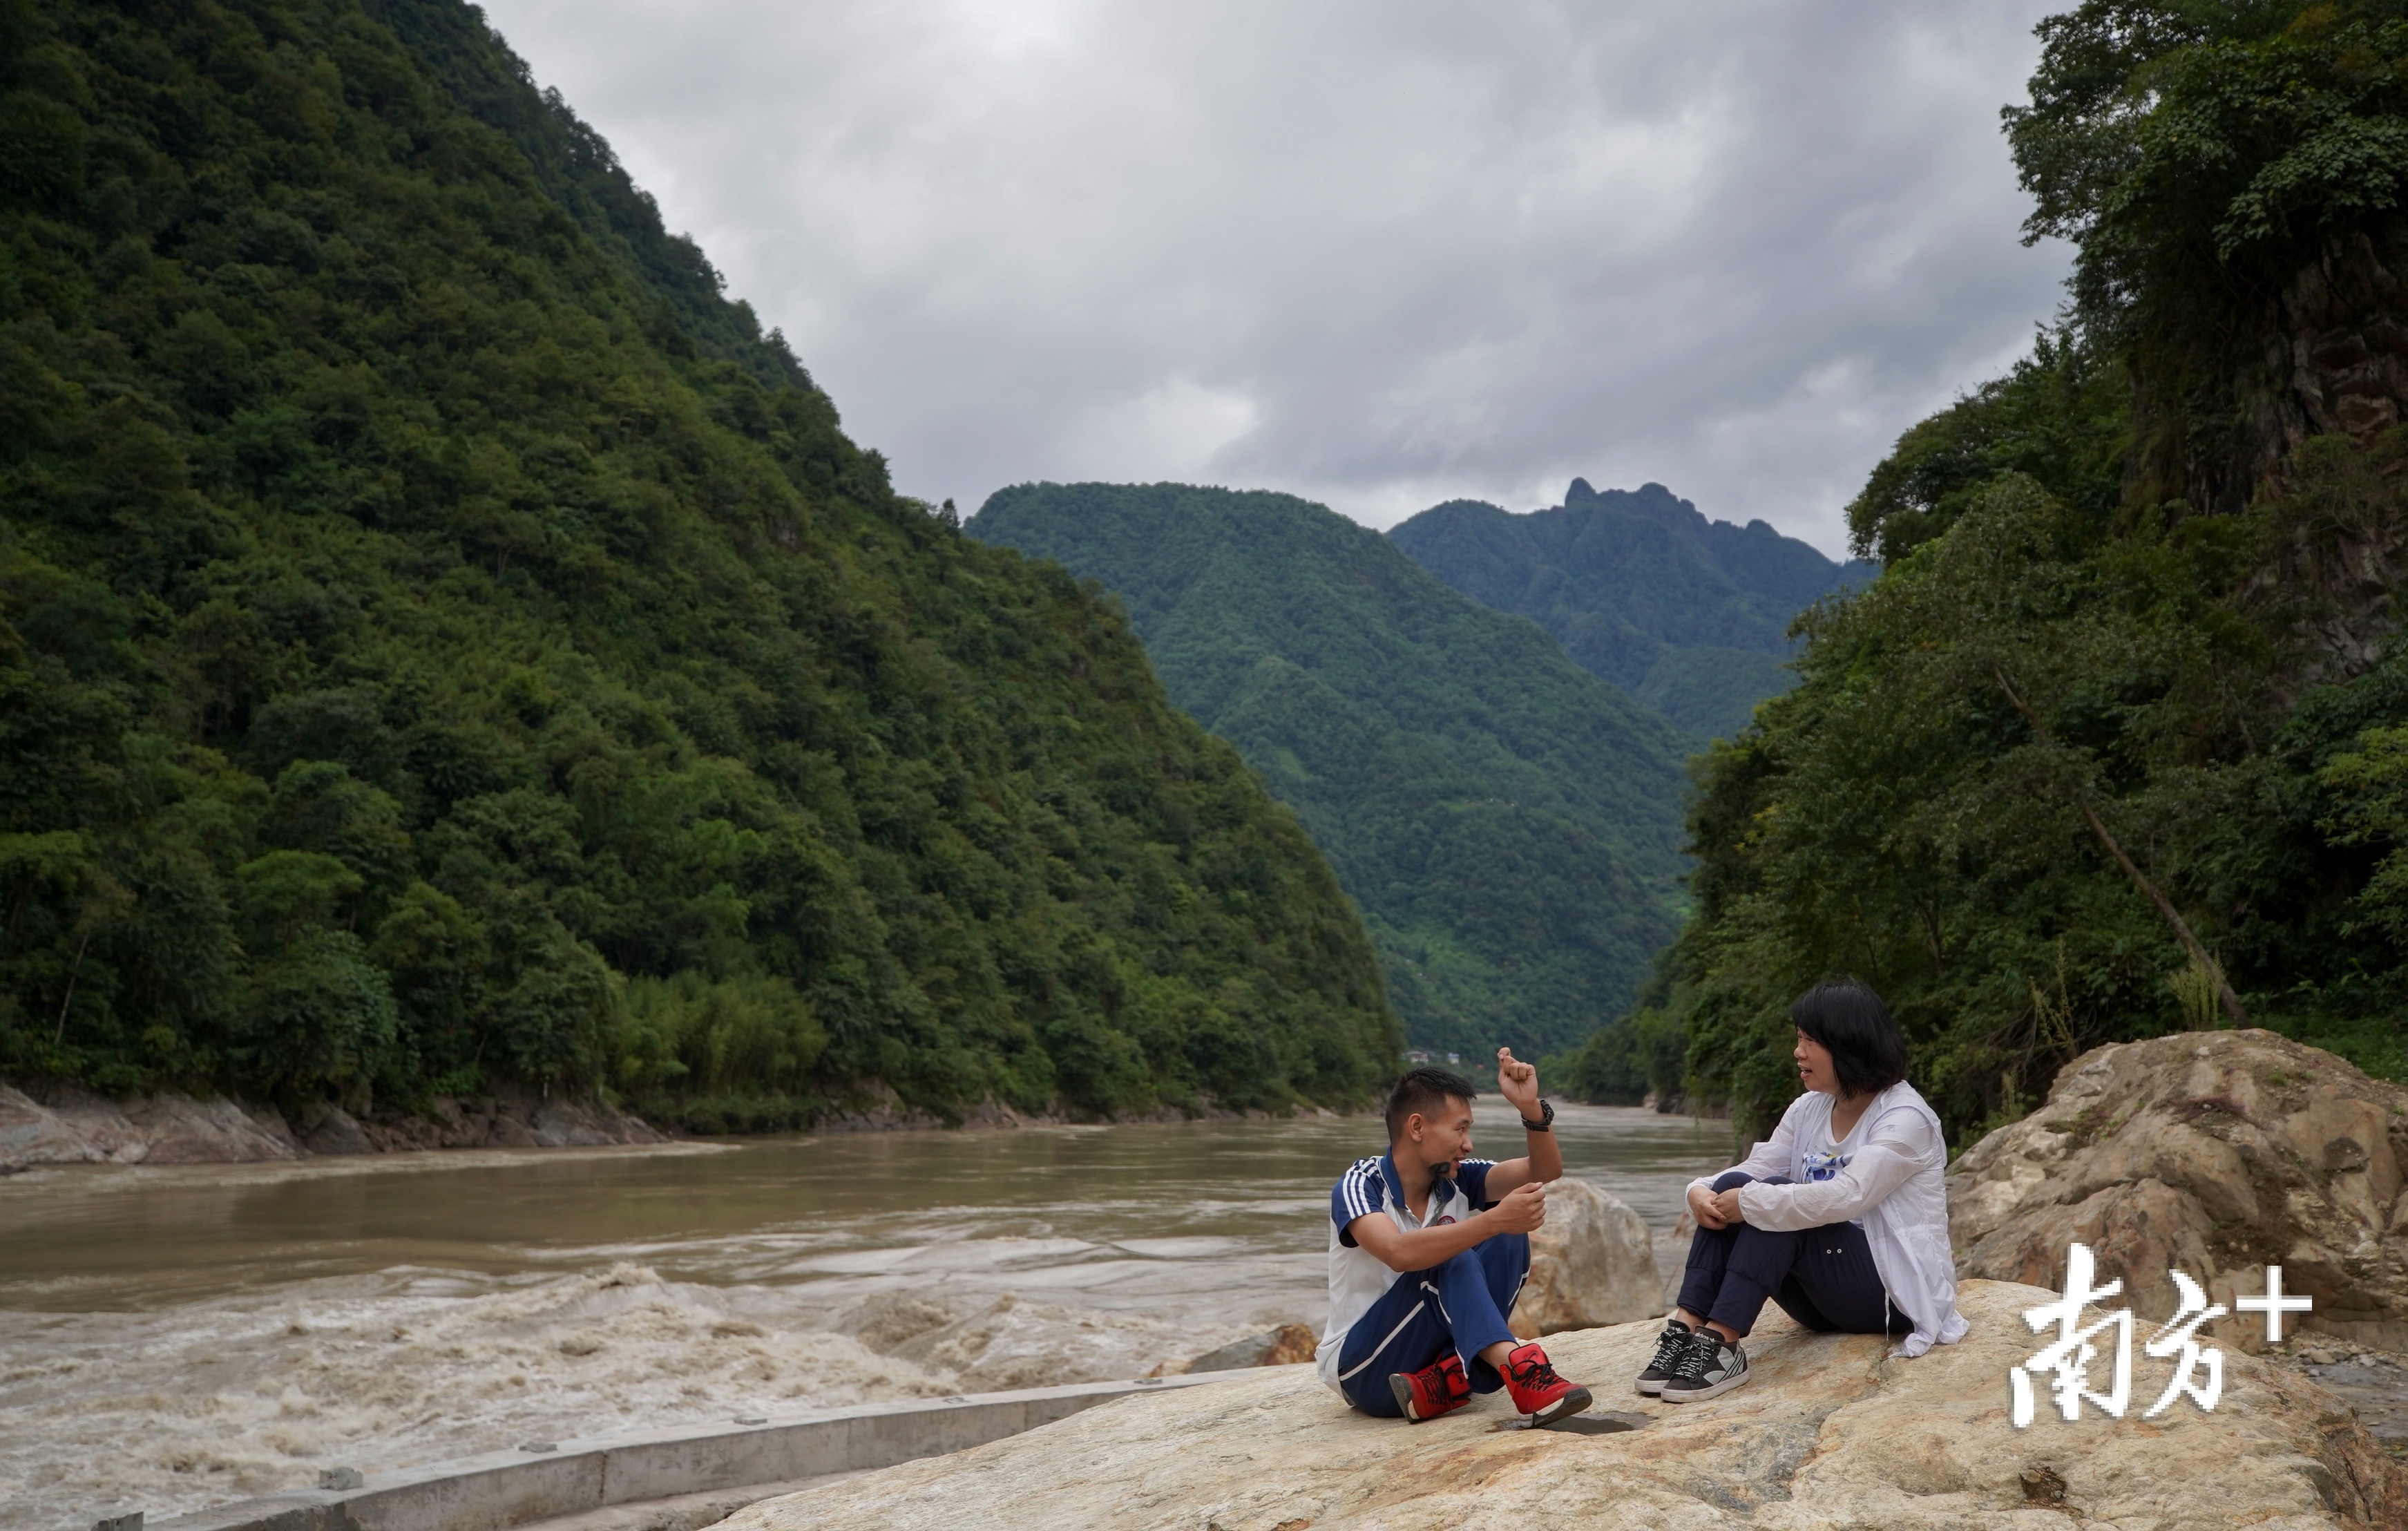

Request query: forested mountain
[
  {"left": 0, "top": 0, "right": 1397, "bottom": 1128},
  {"left": 966, "top": 483, "right": 1690, "bottom": 1062},
  {"left": 1561, "top": 0, "right": 2408, "bottom": 1138},
  {"left": 1389, "top": 481, "right": 1876, "bottom": 739}
]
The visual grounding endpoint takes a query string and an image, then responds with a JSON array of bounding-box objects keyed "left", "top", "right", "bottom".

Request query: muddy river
[{"left": 0, "top": 1099, "right": 1730, "bottom": 1528}]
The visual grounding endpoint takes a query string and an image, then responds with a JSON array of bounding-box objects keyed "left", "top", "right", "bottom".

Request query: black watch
[{"left": 1520, "top": 1099, "right": 1554, "bottom": 1132}]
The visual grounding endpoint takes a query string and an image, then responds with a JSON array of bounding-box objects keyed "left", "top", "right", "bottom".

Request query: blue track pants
[{"left": 1332, "top": 1233, "right": 1529, "bottom": 1416}]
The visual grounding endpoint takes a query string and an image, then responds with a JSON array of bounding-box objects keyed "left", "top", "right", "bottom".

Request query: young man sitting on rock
[{"left": 1317, "top": 1054, "right": 1593, "bottom": 1425}]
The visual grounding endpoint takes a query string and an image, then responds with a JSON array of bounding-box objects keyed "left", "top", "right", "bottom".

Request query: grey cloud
[{"left": 477, "top": 0, "right": 2070, "bottom": 555}]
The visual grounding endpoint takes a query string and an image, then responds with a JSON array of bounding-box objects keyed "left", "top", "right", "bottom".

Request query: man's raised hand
[
  {"left": 1496, "top": 1047, "right": 1540, "bottom": 1116},
  {"left": 1487, "top": 1179, "right": 1547, "bottom": 1235}
]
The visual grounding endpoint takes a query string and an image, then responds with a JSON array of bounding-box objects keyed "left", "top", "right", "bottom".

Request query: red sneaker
[
  {"left": 1387, "top": 1351, "right": 1471, "bottom": 1421},
  {"left": 1502, "top": 1341, "right": 1592, "bottom": 1425}
]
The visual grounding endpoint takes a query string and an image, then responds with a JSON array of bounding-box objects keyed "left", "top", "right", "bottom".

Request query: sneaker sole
[
  {"left": 1388, "top": 1373, "right": 1420, "bottom": 1419},
  {"left": 1524, "top": 1383, "right": 1594, "bottom": 1425},
  {"left": 1634, "top": 1375, "right": 1668, "bottom": 1397},
  {"left": 1660, "top": 1369, "right": 1750, "bottom": 1403}
]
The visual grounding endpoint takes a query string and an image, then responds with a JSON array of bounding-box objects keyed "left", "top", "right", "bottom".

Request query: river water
[{"left": 0, "top": 1100, "right": 1730, "bottom": 1528}]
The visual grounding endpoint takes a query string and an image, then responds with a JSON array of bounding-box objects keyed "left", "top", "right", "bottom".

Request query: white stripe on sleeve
[{"left": 1344, "top": 1161, "right": 1379, "bottom": 1221}]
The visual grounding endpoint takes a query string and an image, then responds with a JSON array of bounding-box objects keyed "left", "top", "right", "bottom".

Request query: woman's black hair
[{"left": 1790, "top": 980, "right": 1910, "bottom": 1098}]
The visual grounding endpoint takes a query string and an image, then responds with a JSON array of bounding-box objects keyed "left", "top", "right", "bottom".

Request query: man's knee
[
  {"left": 1475, "top": 1231, "right": 1529, "bottom": 1264},
  {"left": 1434, "top": 1235, "right": 1525, "bottom": 1273},
  {"left": 1425, "top": 1245, "right": 1482, "bottom": 1279},
  {"left": 1473, "top": 1231, "right": 1530, "bottom": 1293}
]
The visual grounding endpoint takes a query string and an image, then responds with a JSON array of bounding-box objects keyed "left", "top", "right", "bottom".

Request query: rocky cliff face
[
  {"left": 720, "top": 1280, "right": 2404, "bottom": 1530},
  {"left": 2204, "top": 224, "right": 2408, "bottom": 517},
  {"left": 1949, "top": 1029, "right": 2408, "bottom": 1351},
  {"left": 0, "top": 1085, "right": 662, "bottom": 1171},
  {"left": 0, "top": 1087, "right": 299, "bottom": 1168}
]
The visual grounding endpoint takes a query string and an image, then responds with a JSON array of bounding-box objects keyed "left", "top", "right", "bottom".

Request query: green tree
[
  {"left": 0, "top": 0, "right": 1397, "bottom": 1124},
  {"left": 1573, "top": 2, "right": 2408, "bottom": 1140},
  {"left": 2006, "top": 1, "right": 2408, "bottom": 510}
]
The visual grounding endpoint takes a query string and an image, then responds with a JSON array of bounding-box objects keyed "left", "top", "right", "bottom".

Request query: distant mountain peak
[
  {"left": 1609, "top": 482, "right": 1703, "bottom": 534},
  {"left": 1553, "top": 479, "right": 1711, "bottom": 531},
  {"left": 1542, "top": 480, "right": 1842, "bottom": 561},
  {"left": 1390, "top": 482, "right": 1877, "bottom": 739},
  {"left": 965, "top": 481, "right": 1690, "bottom": 1062}
]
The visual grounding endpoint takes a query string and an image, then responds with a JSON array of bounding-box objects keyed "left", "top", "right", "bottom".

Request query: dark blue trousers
[
  {"left": 1677, "top": 1172, "right": 1911, "bottom": 1340},
  {"left": 1335, "top": 1234, "right": 1529, "bottom": 1416}
]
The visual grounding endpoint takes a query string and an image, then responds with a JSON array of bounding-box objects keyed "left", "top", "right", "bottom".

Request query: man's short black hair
[
  {"left": 1790, "top": 979, "right": 1910, "bottom": 1098},
  {"left": 1386, "top": 1065, "right": 1478, "bottom": 1141}
]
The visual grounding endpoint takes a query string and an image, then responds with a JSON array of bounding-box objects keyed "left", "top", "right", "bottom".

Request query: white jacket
[{"left": 1685, "top": 1082, "right": 1969, "bottom": 1357}]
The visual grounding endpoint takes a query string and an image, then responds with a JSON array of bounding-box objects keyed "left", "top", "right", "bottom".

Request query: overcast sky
[{"left": 476, "top": 0, "right": 2070, "bottom": 558}]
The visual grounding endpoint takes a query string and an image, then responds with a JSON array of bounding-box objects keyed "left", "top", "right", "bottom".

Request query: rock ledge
[
  {"left": 723, "top": 1282, "right": 2404, "bottom": 1530},
  {"left": 1951, "top": 1029, "right": 2408, "bottom": 1349},
  {"left": 0, "top": 1083, "right": 663, "bottom": 1171}
]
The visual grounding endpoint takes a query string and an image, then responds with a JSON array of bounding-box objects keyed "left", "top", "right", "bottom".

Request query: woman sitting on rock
[{"left": 1640, "top": 979, "right": 1967, "bottom": 1402}]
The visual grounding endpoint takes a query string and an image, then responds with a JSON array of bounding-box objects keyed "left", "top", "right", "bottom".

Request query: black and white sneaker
[
  {"left": 1634, "top": 1318, "right": 1692, "bottom": 1396},
  {"left": 1658, "top": 1329, "right": 1749, "bottom": 1402}
]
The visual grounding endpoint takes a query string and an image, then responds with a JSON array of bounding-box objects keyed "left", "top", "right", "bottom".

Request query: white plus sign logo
[{"left": 2235, "top": 1265, "right": 2313, "bottom": 1343}]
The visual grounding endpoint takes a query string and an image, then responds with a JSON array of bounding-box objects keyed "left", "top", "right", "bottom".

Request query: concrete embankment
[{"left": 140, "top": 1371, "right": 1270, "bottom": 1531}]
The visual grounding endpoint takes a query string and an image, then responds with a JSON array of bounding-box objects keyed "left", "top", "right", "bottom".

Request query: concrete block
[{"left": 143, "top": 1370, "right": 1274, "bottom": 1531}]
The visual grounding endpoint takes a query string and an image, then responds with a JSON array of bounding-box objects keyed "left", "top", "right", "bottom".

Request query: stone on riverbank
[
  {"left": 720, "top": 1280, "right": 2405, "bottom": 1530},
  {"left": 1949, "top": 1029, "right": 2408, "bottom": 1349},
  {"left": 348, "top": 1092, "right": 667, "bottom": 1152},
  {"left": 1158, "top": 1323, "right": 1319, "bottom": 1375},
  {"left": 0, "top": 1085, "right": 298, "bottom": 1169},
  {"left": 1512, "top": 1177, "right": 1664, "bottom": 1336},
  {"left": 0, "top": 1083, "right": 664, "bottom": 1170}
]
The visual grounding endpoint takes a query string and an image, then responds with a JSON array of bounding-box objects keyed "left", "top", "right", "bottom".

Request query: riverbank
[
  {"left": 0, "top": 1082, "right": 1382, "bottom": 1173},
  {"left": 0, "top": 1084, "right": 666, "bottom": 1172}
]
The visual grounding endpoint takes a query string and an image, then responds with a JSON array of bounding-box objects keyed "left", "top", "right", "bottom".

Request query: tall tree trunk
[
  {"left": 53, "top": 931, "right": 92, "bottom": 1047},
  {"left": 1992, "top": 667, "right": 2251, "bottom": 1026}
]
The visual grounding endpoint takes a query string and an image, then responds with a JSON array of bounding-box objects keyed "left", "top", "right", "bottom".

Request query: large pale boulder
[
  {"left": 721, "top": 1281, "right": 2405, "bottom": 1530},
  {"left": 1950, "top": 1029, "right": 2408, "bottom": 1349},
  {"left": 121, "top": 1091, "right": 304, "bottom": 1161},
  {"left": 0, "top": 1085, "right": 130, "bottom": 1168},
  {"left": 0, "top": 1085, "right": 297, "bottom": 1170},
  {"left": 1512, "top": 1177, "right": 1665, "bottom": 1335}
]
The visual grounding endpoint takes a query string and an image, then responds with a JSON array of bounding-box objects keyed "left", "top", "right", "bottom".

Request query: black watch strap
[{"left": 1520, "top": 1098, "right": 1554, "bottom": 1132}]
